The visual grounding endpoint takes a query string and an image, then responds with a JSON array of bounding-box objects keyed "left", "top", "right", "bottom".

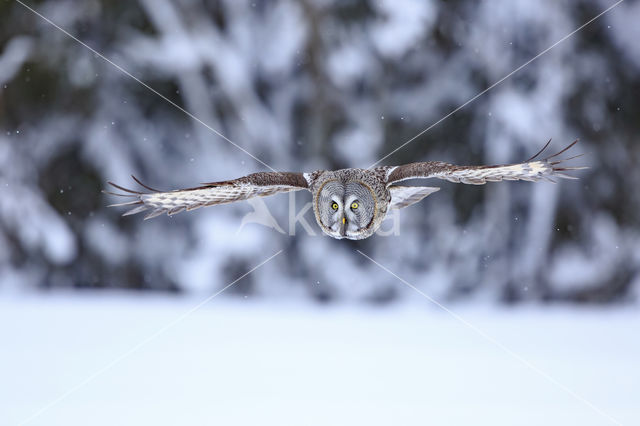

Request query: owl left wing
[
  {"left": 385, "top": 140, "right": 586, "bottom": 185},
  {"left": 105, "top": 172, "right": 310, "bottom": 219}
]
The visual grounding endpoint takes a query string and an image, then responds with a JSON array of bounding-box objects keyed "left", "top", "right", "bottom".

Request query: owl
[{"left": 106, "top": 140, "right": 584, "bottom": 240}]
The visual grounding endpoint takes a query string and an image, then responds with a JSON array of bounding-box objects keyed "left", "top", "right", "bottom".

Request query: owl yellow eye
[
  {"left": 351, "top": 202, "right": 359, "bottom": 210},
  {"left": 331, "top": 202, "right": 339, "bottom": 210}
]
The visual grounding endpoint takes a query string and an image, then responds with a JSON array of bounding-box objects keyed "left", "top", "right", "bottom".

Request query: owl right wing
[
  {"left": 385, "top": 140, "right": 586, "bottom": 185},
  {"left": 105, "top": 172, "right": 310, "bottom": 219}
]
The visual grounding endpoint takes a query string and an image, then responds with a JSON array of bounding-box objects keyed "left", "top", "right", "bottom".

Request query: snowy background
[{"left": 1, "top": 0, "right": 639, "bottom": 424}]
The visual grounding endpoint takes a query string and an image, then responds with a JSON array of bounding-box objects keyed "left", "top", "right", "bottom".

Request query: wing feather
[
  {"left": 386, "top": 140, "right": 586, "bottom": 185},
  {"left": 105, "top": 172, "right": 310, "bottom": 219}
]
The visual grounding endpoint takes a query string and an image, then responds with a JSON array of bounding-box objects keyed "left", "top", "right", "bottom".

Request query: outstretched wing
[
  {"left": 386, "top": 140, "right": 586, "bottom": 185},
  {"left": 105, "top": 172, "right": 310, "bottom": 219}
]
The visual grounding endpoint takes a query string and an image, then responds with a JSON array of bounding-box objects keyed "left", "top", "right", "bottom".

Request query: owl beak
[
  {"left": 340, "top": 215, "right": 347, "bottom": 237},
  {"left": 342, "top": 217, "right": 346, "bottom": 225}
]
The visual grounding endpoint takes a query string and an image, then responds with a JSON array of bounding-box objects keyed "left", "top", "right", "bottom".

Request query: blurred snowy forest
[{"left": 1, "top": 0, "right": 639, "bottom": 304}]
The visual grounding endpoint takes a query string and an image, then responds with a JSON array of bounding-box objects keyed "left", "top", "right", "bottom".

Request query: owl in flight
[{"left": 106, "top": 140, "right": 584, "bottom": 240}]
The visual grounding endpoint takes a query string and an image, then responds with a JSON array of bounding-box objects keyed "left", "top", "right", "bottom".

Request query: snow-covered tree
[{"left": 1, "top": 0, "right": 638, "bottom": 303}]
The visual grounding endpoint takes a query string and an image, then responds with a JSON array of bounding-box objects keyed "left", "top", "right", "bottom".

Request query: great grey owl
[{"left": 106, "top": 140, "right": 584, "bottom": 240}]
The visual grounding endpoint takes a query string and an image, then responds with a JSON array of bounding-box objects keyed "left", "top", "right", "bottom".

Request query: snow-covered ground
[{"left": 1, "top": 294, "right": 638, "bottom": 426}]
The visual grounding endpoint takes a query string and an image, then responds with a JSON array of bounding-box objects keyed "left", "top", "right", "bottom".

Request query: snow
[
  {"left": 0, "top": 184, "right": 77, "bottom": 265},
  {"left": 1, "top": 294, "right": 638, "bottom": 426},
  {"left": 607, "top": 0, "right": 640, "bottom": 69},
  {"left": 370, "top": 0, "right": 436, "bottom": 59},
  {"left": 0, "top": 37, "right": 32, "bottom": 86},
  {"left": 2, "top": 3, "right": 637, "bottom": 422}
]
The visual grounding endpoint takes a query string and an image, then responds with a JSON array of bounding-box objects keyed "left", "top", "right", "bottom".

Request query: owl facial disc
[{"left": 313, "top": 178, "right": 383, "bottom": 240}]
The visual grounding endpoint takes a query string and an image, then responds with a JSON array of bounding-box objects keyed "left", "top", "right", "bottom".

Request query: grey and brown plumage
[{"left": 105, "top": 140, "right": 585, "bottom": 240}]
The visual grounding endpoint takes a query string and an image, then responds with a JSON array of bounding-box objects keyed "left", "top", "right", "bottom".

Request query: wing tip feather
[{"left": 526, "top": 138, "right": 553, "bottom": 162}]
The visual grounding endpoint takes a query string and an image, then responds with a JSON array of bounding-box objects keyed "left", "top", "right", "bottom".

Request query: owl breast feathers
[{"left": 105, "top": 140, "right": 585, "bottom": 240}]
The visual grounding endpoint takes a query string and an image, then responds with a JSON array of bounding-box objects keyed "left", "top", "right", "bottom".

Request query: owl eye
[
  {"left": 351, "top": 201, "right": 359, "bottom": 210},
  {"left": 331, "top": 202, "right": 339, "bottom": 210}
]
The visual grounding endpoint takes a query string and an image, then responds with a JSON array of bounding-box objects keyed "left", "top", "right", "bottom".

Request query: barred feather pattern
[
  {"left": 105, "top": 173, "right": 308, "bottom": 220},
  {"left": 105, "top": 141, "right": 585, "bottom": 230},
  {"left": 386, "top": 140, "right": 586, "bottom": 185}
]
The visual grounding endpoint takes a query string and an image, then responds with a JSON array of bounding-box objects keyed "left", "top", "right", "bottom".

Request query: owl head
[{"left": 312, "top": 177, "right": 387, "bottom": 240}]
